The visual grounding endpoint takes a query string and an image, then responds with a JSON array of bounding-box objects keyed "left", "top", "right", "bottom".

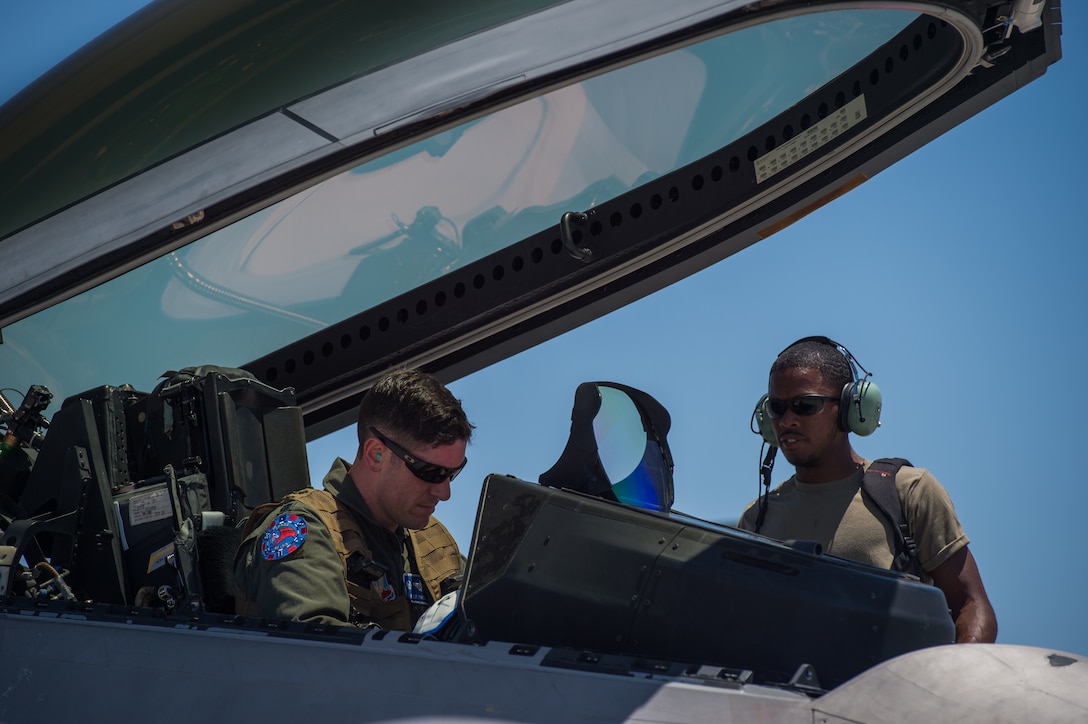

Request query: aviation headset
[{"left": 750, "top": 335, "right": 882, "bottom": 446}]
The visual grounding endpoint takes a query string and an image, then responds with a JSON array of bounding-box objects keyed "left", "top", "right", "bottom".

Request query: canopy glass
[{"left": 1, "top": 10, "right": 918, "bottom": 415}]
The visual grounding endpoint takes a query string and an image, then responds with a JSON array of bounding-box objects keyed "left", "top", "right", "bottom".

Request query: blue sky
[
  {"left": 443, "top": 8, "right": 1088, "bottom": 658},
  {"left": 6, "top": 2, "right": 1085, "bottom": 658},
  {"left": 444, "top": 8, "right": 1088, "bottom": 658}
]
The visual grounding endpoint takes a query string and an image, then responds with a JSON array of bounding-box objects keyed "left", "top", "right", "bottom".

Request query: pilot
[
  {"left": 234, "top": 368, "right": 473, "bottom": 629},
  {"left": 738, "top": 337, "right": 997, "bottom": 644}
]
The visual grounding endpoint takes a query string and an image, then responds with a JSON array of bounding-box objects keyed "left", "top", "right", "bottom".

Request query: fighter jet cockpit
[
  {"left": 0, "top": 0, "right": 1077, "bottom": 719},
  {"left": 1, "top": 368, "right": 953, "bottom": 691}
]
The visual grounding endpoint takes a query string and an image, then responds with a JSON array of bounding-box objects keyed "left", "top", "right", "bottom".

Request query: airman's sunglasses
[
  {"left": 370, "top": 426, "right": 467, "bottom": 484},
  {"left": 765, "top": 395, "right": 839, "bottom": 419}
]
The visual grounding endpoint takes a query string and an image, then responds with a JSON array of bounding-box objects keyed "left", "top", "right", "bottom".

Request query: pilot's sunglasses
[
  {"left": 370, "top": 426, "right": 467, "bottom": 484},
  {"left": 765, "top": 395, "right": 840, "bottom": 419}
]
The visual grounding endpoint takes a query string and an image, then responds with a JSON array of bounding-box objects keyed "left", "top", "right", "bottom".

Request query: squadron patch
[{"left": 261, "top": 513, "right": 308, "bottom": 561}]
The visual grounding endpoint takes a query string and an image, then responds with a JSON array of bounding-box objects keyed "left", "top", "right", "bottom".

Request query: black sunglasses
[
  {"left": 369, "top": 426, "right": 467, "bottom": 484},
  {"left": 765, "top": 395, "right": 840, "bottom": 419}
]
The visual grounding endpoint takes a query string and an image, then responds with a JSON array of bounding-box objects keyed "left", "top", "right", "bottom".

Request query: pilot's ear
[{"left": 360, "top": 437, "right": 384, "bottom": 470}]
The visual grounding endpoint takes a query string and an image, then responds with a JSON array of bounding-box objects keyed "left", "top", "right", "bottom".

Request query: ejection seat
[{"left": 0, "top": 366, "right": 309, "bottom": 613}]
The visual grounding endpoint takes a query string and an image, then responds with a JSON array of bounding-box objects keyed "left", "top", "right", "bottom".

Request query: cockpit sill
[
  {"left": 0, "top": 364, "right": 944, "bottom": 697},
  {"left": 0, "top": 595, "right": 818, "bottom": 696}
]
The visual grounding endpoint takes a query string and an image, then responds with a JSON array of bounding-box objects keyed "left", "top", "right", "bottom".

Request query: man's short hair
[
  {"left": 357, "top": 368, "right": 473, "bottom": 449},
  {"left": 770, "top": 338, "right": 854, "bottom": 392}
]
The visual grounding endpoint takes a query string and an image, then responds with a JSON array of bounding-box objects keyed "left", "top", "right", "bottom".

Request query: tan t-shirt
[{"left": 738, "top": 460, "right": 968, "bottom": 580}]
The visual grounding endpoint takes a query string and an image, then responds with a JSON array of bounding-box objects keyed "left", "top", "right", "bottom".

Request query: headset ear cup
[
  {"left": 838, "top": 382, "right": 853, "bottom": 432},
  {"left": 752, "top": 395, "right": 777, "bottom": 446},
  {"left": 845, "top": 379, "right": 882, "bottom": 435}
]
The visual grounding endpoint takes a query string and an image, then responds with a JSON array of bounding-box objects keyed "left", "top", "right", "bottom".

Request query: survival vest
[{"left": 239, "top": 488, "right": 462, "bottom": 630}]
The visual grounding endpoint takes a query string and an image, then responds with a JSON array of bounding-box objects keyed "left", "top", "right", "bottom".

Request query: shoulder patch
[{"left": 261, "top": 512, "right": 309, "bottom": 561}]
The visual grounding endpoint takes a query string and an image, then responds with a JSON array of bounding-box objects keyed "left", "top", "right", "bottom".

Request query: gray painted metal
[
  {"left": 0, "top": 612, "right": 814, "bottom": 723},
  {"left": 1, "top": 611, "right": 1084, "bottom": 722},
  {"left": 815, "top": 644, "right": 1088, "bottom": 723}
]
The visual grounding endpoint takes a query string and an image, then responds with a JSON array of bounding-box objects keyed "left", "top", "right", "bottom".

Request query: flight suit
[{"left": 234, "top": 458, "right": 462, "bottom": 629}]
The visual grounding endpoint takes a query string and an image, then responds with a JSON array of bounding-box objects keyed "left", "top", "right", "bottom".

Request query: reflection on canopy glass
[{"left": 1, "top": 10, "right": 918, "bottom": 410}]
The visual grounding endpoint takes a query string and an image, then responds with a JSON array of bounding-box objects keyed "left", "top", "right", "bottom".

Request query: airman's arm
[{"left": 929, "top": 546, "right": 997, "bottom": 643}]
